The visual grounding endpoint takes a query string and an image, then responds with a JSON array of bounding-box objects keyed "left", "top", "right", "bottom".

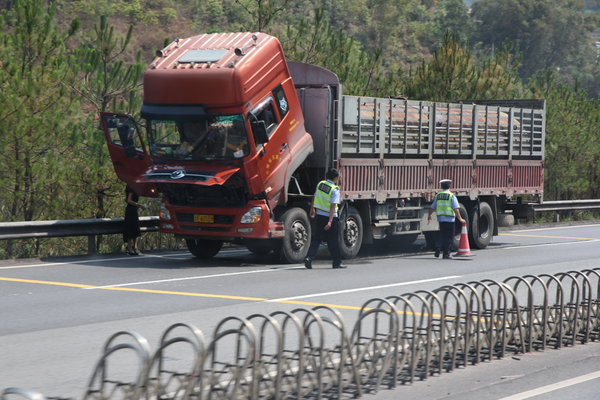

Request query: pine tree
[
  {"left": 68, "top": 15, "right": 144, "bottom": 251},
  {"left": 0, "top": 0, "right": 80, "bottom": 256}
]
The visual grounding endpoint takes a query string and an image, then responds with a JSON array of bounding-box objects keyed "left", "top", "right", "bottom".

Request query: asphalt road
[{"left": 2, "top": 221, "right": 600, "bottom": 399}]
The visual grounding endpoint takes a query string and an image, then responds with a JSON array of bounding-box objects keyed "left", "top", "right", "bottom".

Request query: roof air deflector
[{"left": 179, "top": 49, "right": 229, "bottom": 63}]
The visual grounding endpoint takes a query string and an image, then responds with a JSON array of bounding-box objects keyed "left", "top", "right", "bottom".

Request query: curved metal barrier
[{"left": 4, "top": 268, "right": 600, "bottom": 400}]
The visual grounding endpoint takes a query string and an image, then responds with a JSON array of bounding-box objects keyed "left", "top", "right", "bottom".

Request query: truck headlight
[
  {"left": 160, "top": 202, "right": 171, "bottom": 220},
  {"left": 240, "top": 207, "right": 262, "bottom": 223}
]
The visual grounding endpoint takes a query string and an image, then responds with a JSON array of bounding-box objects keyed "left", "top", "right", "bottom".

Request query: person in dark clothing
[
  {"left": 124, "top": 184, "right": 147, "bottom": 255},
  {"left": 304, "top": 168, "right": 348, "bottom": 269}
]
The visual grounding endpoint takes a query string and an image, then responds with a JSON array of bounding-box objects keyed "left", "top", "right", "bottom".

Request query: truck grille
[
  {"left": 158, "top": 176, "right": 248, "bottom": 208},
  {"left": 144, "top": 170, "right": 215, "bottom": 182}
]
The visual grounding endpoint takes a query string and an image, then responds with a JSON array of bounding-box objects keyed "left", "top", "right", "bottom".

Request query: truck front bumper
[{"left": 159, "top": 199, "right": 284, "bottom": 240}]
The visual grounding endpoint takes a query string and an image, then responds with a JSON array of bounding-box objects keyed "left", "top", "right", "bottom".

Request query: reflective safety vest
[
  {"left": 314, "top": 180, "right": 338, "bottom": 214},
  {"left": 435, "top": 190, "right": 455, "bottom": 217}
]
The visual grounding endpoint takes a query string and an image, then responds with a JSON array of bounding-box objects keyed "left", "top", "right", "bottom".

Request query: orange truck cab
[{"left": 100, "top": 33, "right": 314, "bottom": 262}]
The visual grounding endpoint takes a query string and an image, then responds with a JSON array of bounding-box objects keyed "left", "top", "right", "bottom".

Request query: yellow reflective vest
[
  {"left": 435, "top": 190, "right": 455, "bottom": 217},
  {"left": 314, "top": 180, "right": 338, "bottom": 214}
]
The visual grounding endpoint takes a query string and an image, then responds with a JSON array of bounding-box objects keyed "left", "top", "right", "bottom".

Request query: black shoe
[
  {"left": 127, "top": 250, "right": 136, "bottom": 256},
  {"left": 434, "top": 249, "right": 440, "bottom": 258},
  {"left": 333, "top": 264, "right": 347, "bottom": 269},
  {"left": 443, "top": 255, "right": 453, "bottom": 260},
  {"left": 304, "top": 257, "right": 312, "bottom": 269}
]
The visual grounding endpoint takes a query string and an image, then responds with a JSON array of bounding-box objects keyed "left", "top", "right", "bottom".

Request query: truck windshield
[{"left": 146, "top": 115, "right": 249, "bottom": 160}]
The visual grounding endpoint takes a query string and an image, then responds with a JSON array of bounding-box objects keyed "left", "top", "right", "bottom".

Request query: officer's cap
[{"left": 439, "top": 179, "right": 452, "bottom": 185}]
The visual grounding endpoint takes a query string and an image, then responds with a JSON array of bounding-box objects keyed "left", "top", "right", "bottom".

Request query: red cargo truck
[{"left": 100, "top": 32, "right": 545, "bottom": 262}]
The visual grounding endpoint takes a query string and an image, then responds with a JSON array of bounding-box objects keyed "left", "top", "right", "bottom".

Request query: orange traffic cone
[{"left": 456, "top": 222, "right": 471, "bottom": 256}]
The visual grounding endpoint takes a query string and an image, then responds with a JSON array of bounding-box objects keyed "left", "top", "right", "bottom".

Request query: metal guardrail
[
  {"left": 0, "top": 217, "right": 159, "bottom": 253},
  {"left": 531, "top": 200, "right": 600, "bottom": 212},
  {"left": 3, "top": 268, "right": 600, "bottom": 400},
  {"left": 0, "top": 199, "right": 599, "bottom": 253},
  {"left": 501, "top": 199, "right": 600, "bottom": 223}
]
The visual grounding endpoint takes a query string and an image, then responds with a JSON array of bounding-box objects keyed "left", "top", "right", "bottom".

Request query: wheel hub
[
  {"left": 290, "top": 220, "right": 308, "bottom": 250},
  {"left": 345, "top": 219, "right": 359, "bottom": 246}
]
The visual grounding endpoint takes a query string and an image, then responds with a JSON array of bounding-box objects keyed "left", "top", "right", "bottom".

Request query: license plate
[{"left": 194, "top": 214, "right": 214, "bottom": 223}]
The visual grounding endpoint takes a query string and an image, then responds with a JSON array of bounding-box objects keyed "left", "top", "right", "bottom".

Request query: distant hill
[{"left": 465, "top": 0, "right": 599, "bottom": 12}]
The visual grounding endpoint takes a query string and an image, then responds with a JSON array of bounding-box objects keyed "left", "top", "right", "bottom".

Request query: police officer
[
  {"left": 427, "top": 179, "right": 465, "bottom": 259},
  {"left": 304, "top": 168, "right": 347, "bottom": 269}
]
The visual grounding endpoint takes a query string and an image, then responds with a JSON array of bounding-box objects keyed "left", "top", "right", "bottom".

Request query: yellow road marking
[
  {"left": 0, "top": 277, "right": 267, "bottom": 301},
  {"left": 0, "top": 276, "right": 358, "bottom": 307},
  {"left": 0, "top": 277, "right": 95, "bottom": 288},
  {"left": 276, "top": 299, "right": 363, "bottom": 310},
  {"left": 499, "top": 233, "right": 600, "bottom": 241},
  {"left": 1, "top": 277, "right": 473, "bottom": 319},
  {"left": 102, "top": 286, "right": 268, "bottom": 301}
]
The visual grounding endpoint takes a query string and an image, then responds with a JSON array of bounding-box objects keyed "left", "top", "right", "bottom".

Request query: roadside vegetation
[{"left": 1, "top": 0, "right": 600, "bottom": 258}]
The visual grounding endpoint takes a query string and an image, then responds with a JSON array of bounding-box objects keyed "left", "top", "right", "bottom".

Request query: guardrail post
[{"left": 88, "top": 235, "right": 96, "bottom": 254}]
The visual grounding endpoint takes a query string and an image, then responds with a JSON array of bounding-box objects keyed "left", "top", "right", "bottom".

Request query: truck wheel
[
  {"left": 453, "top": 203, "right": 469, "bottom": 251},
  {"left": 424, "top": 231, "right": 438, "bottom": 249},
  {"left": 245, "top": 240, "right": 273, "bottom": 255},
  {"left": 278, "top": 207, "right": 311, "bottom": 264},
  {"left": 186, "top": 238, "right": 223, "bottom": 258},
  {"left": 469, "top": 202, "right": 494, "bottom": 249},
  {"left": 340, "top": 206, "right": 363, "bottom": 259},
  {"left": 497, "top": 213, "right": 515, "bottom": 227}
]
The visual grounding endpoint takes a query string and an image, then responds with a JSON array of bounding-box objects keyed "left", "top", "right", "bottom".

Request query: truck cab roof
[{"left": 143, "top": 32, "right": 290, "bottom": 109}]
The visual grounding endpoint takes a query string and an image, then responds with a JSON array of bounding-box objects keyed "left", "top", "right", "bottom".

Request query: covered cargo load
[{"left": 337, "top": 97, "right": 545, "bottom": 202}]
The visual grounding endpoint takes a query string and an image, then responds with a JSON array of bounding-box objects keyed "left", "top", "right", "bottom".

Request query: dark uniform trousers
[
  {"left": 306, "top": 214, "right": 342, "bottom": 267},
  {"left": 436, "top": 221, "right": 455, "bottom": 258}
]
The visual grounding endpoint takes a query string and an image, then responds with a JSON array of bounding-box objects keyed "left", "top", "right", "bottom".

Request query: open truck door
[
  {"left": 249, "top": 97, "right": 292, "bottom": 208},
  {"left": 100, "top": 112, "right": 156, "bottom": 197}
]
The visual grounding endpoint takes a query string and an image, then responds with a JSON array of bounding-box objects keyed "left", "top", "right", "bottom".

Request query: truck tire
[
  {"left": 453, "top": 203, "right": 469, "bottom": 251},
  {"left": 278, "top": 207, "right": 311, "bottom": 264},
  {"left": 186, "top": 238, "right": 223, "bottom": 258},
  {"left": 245, "top": 240, "right": 273, "bottom": 255},
  {"left": 497, "top": 213, "right": 515, "bottom": 227},
  {"left": 340, "top": 206, "right": 363, "bottom": 259},
  {"left": 469, "top": 201, "right": 494, "bottom": 249}
]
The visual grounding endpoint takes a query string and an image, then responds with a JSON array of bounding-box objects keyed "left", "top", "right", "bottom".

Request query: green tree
[
  {"left": 68, "top": 15, "right": 144, "bottom": 251},
  {"left": 406, "top": 32, "right": 522, "bottom": 101},
  {"left": 434, "top": 0, "right": 475, "bottom": 43},
  {"left": 280, "top": 7, "right": 402, "bottom": 97},
  {"left": 0, "top": 0, "right": 80, "bottom": 257},
  {"left": 471, "top": 0, "right": 595, "bottom": 81},
  {"left": 529, "top": 70, "right": 600, "bottom": 200},
  {"left": 235, "top": 0, "right": 291, "bottom": 32}
]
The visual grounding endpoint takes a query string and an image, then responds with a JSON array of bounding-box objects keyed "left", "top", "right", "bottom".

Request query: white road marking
[
  {"left": 267, "top": 275, "right": 462, "bottom": 302},
  {"left": 0, "top": 248, "right": 253, "bottom": 270},
  {"left": 0, "top": 252, "right": 192, "bottom": 269},
  {"left": 502, "top": 241, "right": 595, "bottom": 250},
  {"left": 497, "top": 370, "right": 600, "bottom": 400},
  {"left": 506, "top": 224, "right": 599, "bottom": 233},
  {"left": 83, "top": 269, "right": 277, "bottom": 289}
]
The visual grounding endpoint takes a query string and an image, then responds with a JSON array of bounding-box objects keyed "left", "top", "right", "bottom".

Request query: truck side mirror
[{"left": 252, "top": 120, "right": 270, "bottom": 146}]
